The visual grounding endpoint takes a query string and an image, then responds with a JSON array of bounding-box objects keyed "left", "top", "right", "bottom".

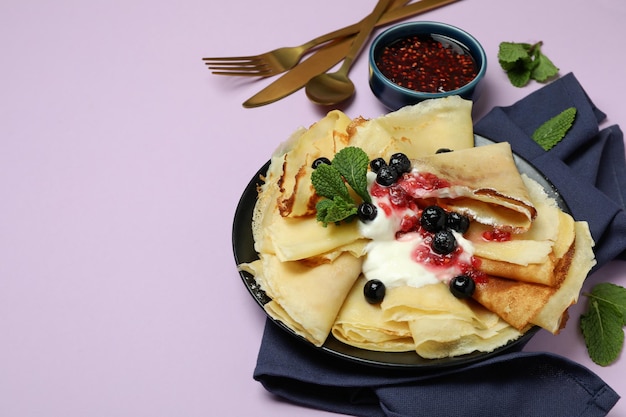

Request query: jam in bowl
[{"left": 369, "top": 21, "right": 486, "bottom": 110}]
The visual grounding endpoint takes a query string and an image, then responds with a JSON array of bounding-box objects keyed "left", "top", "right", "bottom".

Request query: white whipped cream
[{"left": 359, "top": 171, "right": 475, "bottom": 290}]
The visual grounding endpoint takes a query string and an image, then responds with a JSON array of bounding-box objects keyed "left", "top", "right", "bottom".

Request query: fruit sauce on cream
[{"left": 359, "top": 170, "right": 486, "bottom": 290}]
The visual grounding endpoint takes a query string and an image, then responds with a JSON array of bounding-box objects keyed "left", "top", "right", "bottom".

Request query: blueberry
[
  {"left": 420, "top": 205, "right": 447, "bottom": 232},
  {"left": 447, "top": 212, "right": 470, "bottom": 234},
  {"left": 449, "top": 275, "right": 476, "bottom": 299},
  {"left": 436, "top": 148, "right": 453, "bottom": 154},
  {"left": 432, "top": 229, "right": 456, "bottom": 254},
  {"left": 364, "top": 279, "right": 386, "bottom": 304},
  {"left": 376, "top": 165, "right": 398, "bottom": 186},
  {"left": 357, "top": 202, "right": 377, "bottom": 222},
  {"left": 311, "top": 157, "right": 331, "bottom": 169},
  {"left": 370, "top": 157, "right": 387, "bottom": 173},
  {"left": 389, "top": 153, "right": 411, "bottom": 174}
]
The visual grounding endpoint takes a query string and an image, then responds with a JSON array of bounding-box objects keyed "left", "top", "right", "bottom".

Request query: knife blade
[{"left": 242, "top": 0, "right": 460, "bottom": 108}]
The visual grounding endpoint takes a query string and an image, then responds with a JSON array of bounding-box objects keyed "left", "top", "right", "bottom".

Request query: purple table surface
[{"left": 2, "top": 0, "right": 626, "bottom": 416}]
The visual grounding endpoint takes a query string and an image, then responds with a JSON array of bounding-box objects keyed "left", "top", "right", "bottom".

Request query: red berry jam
[
  {"left": 370, "top": 169, "right": 485, "bottom": 283},
  {"left": 482, "top": 228, "right": 512, "bottom": 242},
  {"left": 376, "top": 34, "right": 478, "bottom": 93}
]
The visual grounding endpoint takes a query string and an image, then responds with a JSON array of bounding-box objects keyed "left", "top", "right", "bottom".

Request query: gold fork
[{"left": 202, "top": 0, "right": 408, "bottom": 77}]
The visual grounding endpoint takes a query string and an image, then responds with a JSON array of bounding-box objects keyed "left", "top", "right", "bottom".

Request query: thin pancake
[
  {"left": 410, "top": 142, "right": 537, "bottom": 232},
  {"left": 277, "top": 110, "right": 352, "bottom": 218},
  {"left": 472, "top": 276, "right": 554, "bottom": 331},
  {"left": 472, "top": 221, "right": 594, "bottom": 333},
  {"left": 532, "top": 221, "right": 596, "bottom": 333},
  {"left": 347, "top": 95, "right": 475, "bottom": 161},
  {"left": 252, "top": 252, "right": 363, "bottom": 347},
  {"left": 332, "top": 276, "right": 415, "bottom": 352}
]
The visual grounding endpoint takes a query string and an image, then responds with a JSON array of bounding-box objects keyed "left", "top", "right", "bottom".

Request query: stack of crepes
[{"left": 239, "top": 96, "right": 596, "bottom": 359}]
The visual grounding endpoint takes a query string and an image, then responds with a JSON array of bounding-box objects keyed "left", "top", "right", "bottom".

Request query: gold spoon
[{"left": 305, "top": 0, "right": 392, "bottom": 106}]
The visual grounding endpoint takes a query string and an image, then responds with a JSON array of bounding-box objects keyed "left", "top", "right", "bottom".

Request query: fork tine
[
  {"left": 210, "top": 69, "right": 274, "bottom": 77},
  {"left": 207, "top": 62, "right": 273, "bottom": 76},
  {"left": 204, "top": 60, "right": 265, "bottom": 69},
  {"left": 206, "top": 63, "right": 267, "bottom": 70},
  {"left": 202, "top": 56, "right": 260, "bottom": 63},
  {"left": 204, "top": 59, "right": 273, "bottom": 76}
]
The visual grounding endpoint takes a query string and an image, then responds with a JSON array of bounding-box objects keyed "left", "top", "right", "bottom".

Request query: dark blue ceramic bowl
[{"left": 369, "top": 21, "right": 486, "bottom": 111}]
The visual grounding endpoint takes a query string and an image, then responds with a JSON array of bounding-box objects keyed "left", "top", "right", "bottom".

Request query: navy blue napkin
[
  {"left": 474, "top": 72, "right": 626, "bottom": 270},
  {"left": 253, "top": 73, "right": 622, "bottom": 416},
  {"left": 255, "top": 321, "right": 618, "bottom": 417}
]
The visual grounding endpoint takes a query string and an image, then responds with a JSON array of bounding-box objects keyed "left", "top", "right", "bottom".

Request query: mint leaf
[
  {"left": 581, "top": 300, "right": 624, "bottom": 366},
  {"left": 498, "top": 41, "right": 559, "bottom": 87},
  {"left": 580, "top": 283, "right": 626, "bottom": 366},
  {"left": 532, "top": 107, "right": 577, "bottom": 151},
  {"left": 315, "top": 196, "right": 358, "bottom": 226},
  {"left": 498, "top": 42, "right": 532, "bottom": 67},
  {"left": 588, "top": 283, "right": 626, "bottom": 324},
  {"left": 498, "top": 42, "right": 533, "bottom": 87},
  {"left": 311, "top": 163, "right": 352, "bottom": 202},
  {"left": 506, "top": 65, "right": 532, "bottom": 87},
  {"left": 311, "top": 146, "right": 372, "bottom": 226},
  {"left": 531, "top": 51, "right": 559, "bottom": 82},
  {"left": 315, "top": 198, "right": 334, "bottom": 225},
  {"left": 332, "top": 147, "right": 371, "bottom": 203}
]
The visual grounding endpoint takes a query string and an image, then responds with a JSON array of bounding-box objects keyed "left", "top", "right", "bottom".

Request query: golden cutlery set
[{"left": 203, "top": 0, "right": 460, "bottom": 107}]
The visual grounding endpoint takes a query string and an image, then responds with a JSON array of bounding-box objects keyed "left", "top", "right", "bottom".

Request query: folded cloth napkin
[
  {"left": 474, "top": 72, "right": 626, "bottom": 271},
  {"left": 253, "top": 73, "right": 622, "bottom": 417}
]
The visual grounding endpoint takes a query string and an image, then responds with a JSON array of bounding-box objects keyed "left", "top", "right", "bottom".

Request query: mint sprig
[
  {"left": 580, "top": 283, "right": 626, "bottom": 366},
  {"left": 311, "top": 146, "right": 370, "bottom": 226},
  {"left": 532, "top": 107, "right": 577, "bottom": 151},
  {"left": 498, "top": 41, "right": 559, "bottom": 87}
]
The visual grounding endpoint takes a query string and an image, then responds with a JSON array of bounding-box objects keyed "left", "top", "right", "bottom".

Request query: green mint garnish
[
  {"left": 498, "top": 41, "right": 559, "bottom": 87},
  {"left": 315, "top": 196, "right": 358, "bottom": 226},
  {"left": 532, "top": 107, "right": 577, "bottom": 151},
  {"left": 332, "top": 147, "right": 371, "bottom": 203},
  {"left": 311, "top": 146, "right": 370, "bottom": 226},
  {"left": 311, "top": 163, "right": 352, "bottom": 202},
  {"left": 580, "top": 283, "right": 626, "bottom": 366}
]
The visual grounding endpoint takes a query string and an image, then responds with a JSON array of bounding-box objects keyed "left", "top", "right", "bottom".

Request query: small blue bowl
[{"left": 369, "top": 21, "right": 487, "bottom": 111}]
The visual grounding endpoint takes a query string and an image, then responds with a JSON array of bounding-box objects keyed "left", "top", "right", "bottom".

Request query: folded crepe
[
  {"left": 467, "top": 175, "right": 577, "bottom": 287},
  {"left": 331, "top": 276, "right": 415, "bottom": 352},
  {"left": 347, "top": 95, "right": 475, "bottom": 160},
  {"left": 277, "top": 110, "right": 352, "bottom": 218},
  {"left": 472, "top": 221, "right": 595, "bottom": 333},
  {"left": 251, "top": 110, "right": 364, "bottom": 262},
  {"left": 409, "top": 142, "right": 537, "bottom": 233},
  {"left": 243, "top": 252, "right": 363, "bottom": 347},
  {"left": 383, "top": 283, "right": 524, "bottom": 358},
  {"left": 332, "top": 278, "right": 524, "bottom": 359}
]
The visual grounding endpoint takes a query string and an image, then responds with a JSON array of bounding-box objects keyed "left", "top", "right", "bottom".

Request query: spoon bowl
[
  {"left": 304, "top": 0, "right": 391, "bottom": 106},
  {"left": 305, "top": 72, "right": 356, "bottom": 105}
]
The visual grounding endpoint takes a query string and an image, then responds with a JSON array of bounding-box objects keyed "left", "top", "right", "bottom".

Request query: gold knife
[{"left": 243, "top": 0, "right": 460, "bottom": 108}]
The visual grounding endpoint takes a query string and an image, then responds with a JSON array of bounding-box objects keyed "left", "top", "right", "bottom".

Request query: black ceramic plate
[{"left": 232, "top": 135, "right": 566, "bottom": 369}]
